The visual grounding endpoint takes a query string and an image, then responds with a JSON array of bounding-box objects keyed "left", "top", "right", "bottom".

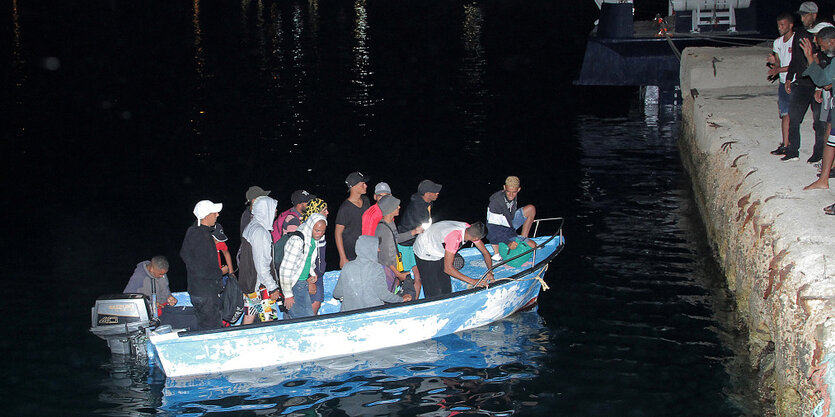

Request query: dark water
[{"left": 3, "top": 0, "right": 760, "bottom": 415}]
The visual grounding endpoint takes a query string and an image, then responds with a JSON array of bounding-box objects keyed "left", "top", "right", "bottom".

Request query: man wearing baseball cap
[
  {"left": 335, "top": 171, "right": 371, "bottom": 267},
  {"left": 785, "top": 1, "right": 828, "bottom": 162},
  {"left": 181, "top": 199, "right": 228, "bottom": 329},
  {"left": 360, "top": 182, "right": 393, "bottom": 236},
  {"left": 240, "top": 185, "right": 271, "bottom": 238},
  {"left": 272, "top": 189, "right": 316, "bottom": 242}
]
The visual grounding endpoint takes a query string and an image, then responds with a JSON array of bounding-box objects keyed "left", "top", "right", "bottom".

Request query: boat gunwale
[{"left": 168, "top": 238, "right": 564, "bottom": 340}]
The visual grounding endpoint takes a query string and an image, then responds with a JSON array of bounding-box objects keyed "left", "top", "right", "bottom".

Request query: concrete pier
[{"left": 680, "top": 46, "right": 835, "bottom": 416}]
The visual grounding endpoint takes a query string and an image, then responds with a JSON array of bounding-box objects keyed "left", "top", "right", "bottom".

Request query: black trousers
[
  {"left": 788, "top": 82, "right": 827, "bottom": 156},
  {"left": 190, "top": 294, "right": 222, "bottom": 330},
  {"left": 415, "top": 257, "right": 451, "bottom": 297}
]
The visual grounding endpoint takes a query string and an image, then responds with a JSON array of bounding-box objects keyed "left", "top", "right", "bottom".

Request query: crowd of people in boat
[{"left": 123, "top": 173, "right": 537, "bottom": 330}]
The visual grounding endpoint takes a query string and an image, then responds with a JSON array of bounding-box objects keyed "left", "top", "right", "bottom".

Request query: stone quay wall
[{"left": 680, "top": 46, "right": 835, "bottom": 416}]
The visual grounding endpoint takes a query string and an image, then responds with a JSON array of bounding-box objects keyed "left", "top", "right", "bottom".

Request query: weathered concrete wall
[{"left": 680, "top": 46, "right": 835, "bottom": 416}]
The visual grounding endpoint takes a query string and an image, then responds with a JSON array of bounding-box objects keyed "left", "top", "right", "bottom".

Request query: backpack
[
  {"left": 221, "top": 275, "right": 245, "bottom": 324},
  {"left": 272, "top": 208, "right": 300, "bottom": 242},
  {"left": 272, "top": 230, "right": 305, "bottom": 276}
]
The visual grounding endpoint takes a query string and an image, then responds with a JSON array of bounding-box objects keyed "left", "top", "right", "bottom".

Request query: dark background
[{"left": 0, "top": 0, "right": 799, "bottom": 414}]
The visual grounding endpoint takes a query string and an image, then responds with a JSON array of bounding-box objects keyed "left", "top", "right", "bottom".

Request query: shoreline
[{"left": 680, "top": 46, "right": 835, "bottom": 416}]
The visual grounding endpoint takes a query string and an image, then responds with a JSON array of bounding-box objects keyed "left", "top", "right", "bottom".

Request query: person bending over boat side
[
  {"left": 280, "top": 213, "right": 327, "bottom": 319},
  {"left": 181, "top": 200, "right": 228, "bottom": 330},
  {"left": 333, "top": 235, "right": 412, "bottom": 312},
  {"left": 301, "top": 198, "right": 329, "bottom": 315},
  {"left": 486, "top": 175, "right": 536, "bottom": 261},
  {"left": 413, "top": 221, "right": 494, "bottom": 297},
  {"left": 239, "top": 196, "right": 281, "bottom": 324},
  {"left": 335, "top": 171, "right": 371, "bottom": 268},
  {"left": 374, "top": 195, "right": 422, "bottom": 298}
]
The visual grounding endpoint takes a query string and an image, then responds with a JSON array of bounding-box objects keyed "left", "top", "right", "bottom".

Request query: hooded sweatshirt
[
  {"left": 123, "top": 261, "right": 172, "bottom": 302},
  {"left": 279, "top": 213, "right": 325, "bottom": 298},
  {"left": 333, "top": 235, "right": 404, "bottom": 312},
  {"left": 242, "top": 196, "right": 280, "bottom": 292},
  {"left": 397, "top": 192, "right": 433, "bottom": 245}
]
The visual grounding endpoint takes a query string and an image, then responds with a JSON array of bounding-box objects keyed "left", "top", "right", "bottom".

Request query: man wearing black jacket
[
  {"left": 785, "top": 2, "right": 828, "bottom": 162},
  {"left": 181, "top": 200, "right": 227, "bottom": 330}
]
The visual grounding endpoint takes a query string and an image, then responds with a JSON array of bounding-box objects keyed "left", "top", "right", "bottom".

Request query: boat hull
[{"left": 150, "top": 236, "right": 563, "bottom": 377}]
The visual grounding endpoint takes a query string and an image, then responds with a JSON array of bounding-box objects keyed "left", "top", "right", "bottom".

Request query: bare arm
[
  {"left": 221, "top": 249, "right": 234, "bottom": 275},
  {"left": 443, "top": 251, "right": 486, "bottom": 287},
  {"left": 334, "top": 224, "right": 348, "bottom": 268}
]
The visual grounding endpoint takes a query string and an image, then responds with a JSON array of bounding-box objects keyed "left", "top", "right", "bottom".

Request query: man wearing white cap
[{"left": 181, "top": 200, "right": 227, "bottom": 329}]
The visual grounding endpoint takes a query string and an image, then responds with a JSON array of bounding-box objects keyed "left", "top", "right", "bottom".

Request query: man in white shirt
[{"left": 768, "top": 12, "right": 795, "bottom": 156}]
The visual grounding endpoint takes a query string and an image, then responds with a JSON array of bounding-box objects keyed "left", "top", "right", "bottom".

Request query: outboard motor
[{"left": 90, "top": 294, "right": 156, "bottom": 355}]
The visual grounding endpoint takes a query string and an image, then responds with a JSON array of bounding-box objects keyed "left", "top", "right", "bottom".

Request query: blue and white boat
[{"left": 93, "top": 219, "right": 564, "bottom": 378}]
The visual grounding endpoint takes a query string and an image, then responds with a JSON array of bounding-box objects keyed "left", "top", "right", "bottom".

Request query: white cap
[
  {"left": 193, "top": 200, "right": 223, "bottom": 224},
  {"left": 809, "top": 21, "right": 834, "bottom": 34}
]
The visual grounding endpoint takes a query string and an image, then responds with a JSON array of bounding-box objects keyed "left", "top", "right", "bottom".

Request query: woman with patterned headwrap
[{"left": 301, "top": 198, "right": 329, "bottom": 315}]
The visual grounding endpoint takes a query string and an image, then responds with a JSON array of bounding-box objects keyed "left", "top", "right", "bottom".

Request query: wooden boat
[{"left": 100, "top": 219, "right": 564, "bottom": 378}]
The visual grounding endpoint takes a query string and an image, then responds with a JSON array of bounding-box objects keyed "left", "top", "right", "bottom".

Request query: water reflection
[
  {"left": 12, "top": 0, "right": 24, "bottom": 90},
  {"left": 156, "top": 311, "right": 548, "bottom": 415},
  {"left": 191, "top": 0, "right": 207, "bottom": 137},
  {"left": 460, "top": 2, "right": 488, "bottom": 147},
  {"left": 349, "top": 0, "right": 379, "bottom": 129},
  {"left": 96, "top": 356, "right": 164, "bottom": 415},
  {"left": 11, "top": 0, "right": 25, "bottom": 140}
]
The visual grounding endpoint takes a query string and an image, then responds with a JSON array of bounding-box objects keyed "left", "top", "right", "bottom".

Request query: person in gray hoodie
[
  {"left": 333, "top": 235, "right": 412, "bottom": 312},
  {"left": 239, "top": 196, "right": 280, "bottom": 324}
]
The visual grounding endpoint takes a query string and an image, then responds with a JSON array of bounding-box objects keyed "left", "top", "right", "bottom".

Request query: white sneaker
[{"left": 491, "top": 253, "right": 502, "bottom": 262}]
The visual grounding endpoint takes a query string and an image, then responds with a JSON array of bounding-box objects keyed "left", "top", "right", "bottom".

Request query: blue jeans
[
  {"left": 778, "top": 82, "right": 791, "bottom": 117},
  {"left": 284, "top": 279, "right": 314, "bottom": 319}
]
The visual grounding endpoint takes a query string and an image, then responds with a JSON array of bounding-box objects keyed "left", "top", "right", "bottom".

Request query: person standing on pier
[
  {"left": 784, "top": 1, "right": 828, "bottom": 163},
  {"left": 768, "top": 13, "right": 795, "bottom": 156},
  {"left": 799, "top": 27, "right": 835, "bottom": 193}
]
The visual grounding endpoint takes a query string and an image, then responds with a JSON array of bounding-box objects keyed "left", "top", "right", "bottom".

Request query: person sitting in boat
[
  {"left": 279, "top": 213, "right": 327, "bottom": 319},
  {"left": 123, "top": 255, "right": 177, "bottom": 310},
  {"left": 333, "top": 235, "right": 412, "bottom": 312},
  {"left": 413, "top": 221, "right": 494, "bottom": 297},
  {"left": 239, "top": 196, "right": 280, "bottom": 324},
  {"left": 486, "top": 176, "right": 536, "bottom": 261},
  {"left": 360, "top": 181, "right": 392, "bottom": 236},
  {"left": 374, "top": 195, "right": 422, "bottom": 297},
  {"left": 301, "top": 198, "right": 329, "bottom": 315},
  {"left": 272, "top": 189, "right": 315, "bottom": 242}
]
